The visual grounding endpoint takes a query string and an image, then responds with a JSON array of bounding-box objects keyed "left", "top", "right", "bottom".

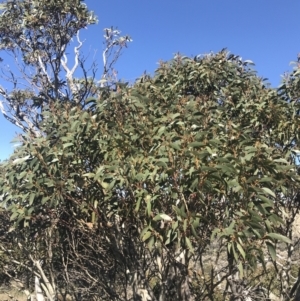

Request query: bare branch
[
  {"left": 61, "top": 31, "right": 84, "bottom": 102},
  {"left": 30, "top": 255, "right": 56, "bottom": 301},
  {"left": 101, "top": 27, "right": 132, "bottom": 86}
]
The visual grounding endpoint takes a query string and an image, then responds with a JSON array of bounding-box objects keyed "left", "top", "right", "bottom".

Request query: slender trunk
[{"left": 35, "top": 276, "right": 45, "bottom": 301}]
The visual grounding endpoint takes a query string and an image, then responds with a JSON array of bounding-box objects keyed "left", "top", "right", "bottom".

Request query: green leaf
[
  {"left": 258, "top": 194, "right": 274, "bottom": 207},
  {"left": 183, "top": 219, "right": 187, "bottom": 232},
  {"left": 185, "top": 237, "right": 194, "bottom": 253},
  {"left": 135, "top": 197, "right": 142, "bottom": 212},
  {"left": 10, "top": 211, "right": 19, "bottom": 221},
  {"left": 148, "top": 236, "right": 155, "bottom": 250},
  {"left": 224, "top": 221, "right": 235, "bottom": 236},
  {"left": 170, "top": 142, "right": 181, "bottom": 150},
  {"left": 191, "top": 224, "right": 198, "bottom": 238},
  {"left": 100, "top": 181, "right": 109, "bottom": 189},
  {"left": 82, "top": 173, "right": 95, "bottom": 178},
  {"left": 142, "top": 231, "right": 152, "bottom": 241},
  {"left": 146, "top": 199, "right": 152, "bottom": 217},
  {"left": 189, "top": 142, "right": 204, "bottom": 148},
  {"left": 63, "top": 143, "right": 73, "bottom": 149},
  {"left": 29, "top": 193, "right": 35, "bottom": 206},
  {"left": 172, "top": 220, "right": 178, "bottom": 231},
  {"left": 41, "top": 196, "right": 49, "bottom": 205},
  {"left": 140, "top": 226, "right": 150, "bottom": 238},
  {"left": 273, "top": 158, "right": 288, "bottom": 164},
  {"left": 153, "top": 213, "right": 172, "bottom": 221},
  {"left": 238, "top": 261, "right": 244, "bottom": 278},
  {"left": 236, "top": 242, "right": 245, "bottom": 260},
  {"left": 13, "top": 155, "right": 31, "bottom": 165},
  {"left": 262, "top": 187, "right": 276, "bottom": 198},
  {"left": 266, "top": 233, "right": 292, "bottom": 244},
  {"left": 266, "top": 241, "right": 276, "bottom": 261},
  {"left": 157, "top": 126, "right": 166, "bottom": 134}
]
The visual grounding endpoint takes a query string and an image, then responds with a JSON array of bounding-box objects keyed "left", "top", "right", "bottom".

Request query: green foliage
[
  {"left": 1, "top": 51, "right": 300, "bottom": 274},
  {"left": 0, "top": 0, "right": 99, "bottom": 134},
  {"left": 0, "top": 0, "right": 97, "bottom": 54},
  {"left": 1, "top": 34, "right": 300, "bottom": 298}
]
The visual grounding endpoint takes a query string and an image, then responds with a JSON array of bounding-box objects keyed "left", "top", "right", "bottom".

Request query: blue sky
[{"left": 0, "top": 0, "right": 299, "bottom": 160}]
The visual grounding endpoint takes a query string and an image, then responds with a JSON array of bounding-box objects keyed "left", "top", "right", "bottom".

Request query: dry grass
[{"left": 0, "top": 287, "right": 28, "bottom": 301}]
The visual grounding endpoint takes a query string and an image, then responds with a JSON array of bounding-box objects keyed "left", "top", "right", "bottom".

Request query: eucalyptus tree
[
  {"left": 1, "top": 48, "right": 300, "bottom": 301},
  {"left": 0, "top": 2, "right": 300, "bottom": 300},
  {"left": 0, "top": 0, "right": 132, "bottom": 300},
  {"left": 0, "top": 0, "right": 131, "bottom": 136}
]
